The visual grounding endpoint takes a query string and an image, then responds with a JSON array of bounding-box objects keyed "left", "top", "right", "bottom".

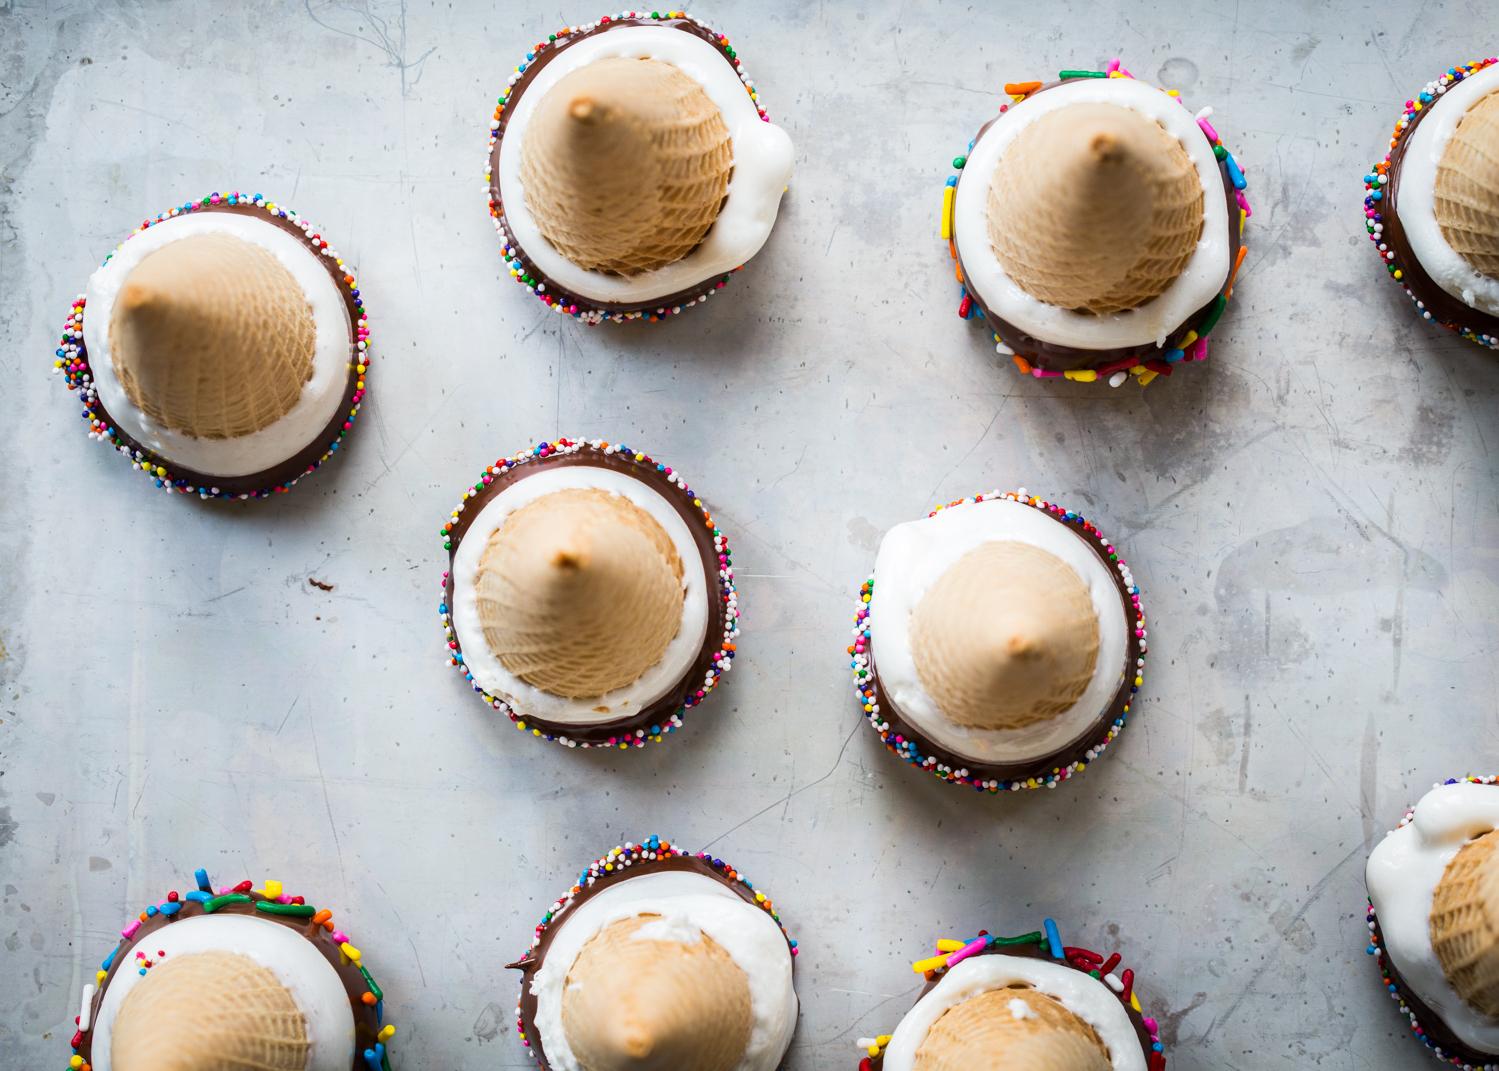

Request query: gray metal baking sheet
[{"left": 1, "top": 2, "right": 1494, "bottom": 1067}]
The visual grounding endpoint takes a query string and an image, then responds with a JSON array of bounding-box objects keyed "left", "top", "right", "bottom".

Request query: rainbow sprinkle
[
  {"left": 850, "top": 490, "right": 1146, "bottom": 793},
  {"left": 945, "top": 58, "right": 1251, "bottom": 386},
  {"left": 51, "top": 193, "right": 369, "bottom": 500},
  {"left": 438, "top": 438, "right": 740, "bottom": 748},
  {"left": 1362, "top": 58, "right": 1499, "bottom": 350},
  {"left": 484, "top": 12, "right": 768, "bottom": 323}
]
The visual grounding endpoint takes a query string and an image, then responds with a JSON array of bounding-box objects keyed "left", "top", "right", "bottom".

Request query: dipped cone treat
[
  {"left": 53, "top": 192, "right": 369, "bottom": 500},
  {"left": 848, "top": 489, "right": 1145, "bottom": 793},
  {"left": 1363, "top": 57, "right": 1499, "bottom": 349},
  {"left": 856, "top": 918, "right": 1165, "bottom": 1071},
  {"left": 1366, "top": 775, "right": 1499, "bottom": 1066},
  {"left": 68, "top": 865, "right": 396, "bottom": 1071},
  {"left": 439, "top": 438, "right": 739, "bottom": 748},
  {"left": 944, "top": 58, "right": 1250, "bottom": 387},
  {"left": 507, "top": 835, "right": 798, "bottom": 1070},
  {"left": 485, "top": 11, "right": 794, "bottom": 324}
]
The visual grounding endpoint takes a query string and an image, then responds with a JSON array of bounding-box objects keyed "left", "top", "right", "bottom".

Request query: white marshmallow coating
[
  {"left": 530, "top": 869, "right": 797, "bottom": 1071},
  {"left": 450, "top": 464, "right": 709, "bottom": 725},
  {"left": 869, "top": 498, "right": 1128, "bottom": 764},
  {"left": 83, "top": 211, "right": 351, "bottom": 478},
  {"left": 498, "top": 24, "right": 794, "bottom": 304},
  {"left": 87, "top": 913, "right": 356, "bottom": 1071}
]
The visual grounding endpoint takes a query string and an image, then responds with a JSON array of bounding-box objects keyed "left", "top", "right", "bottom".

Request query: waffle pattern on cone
[
  {"left": 911, "top": 987, "right": 1110, "bottom": 1071},
  {"left": 110, "top": 951, "right": 310, "bottom": 1071},
  {"left": 1434, "top": 89, "right": 1499, "bottom": 279},
  {"left": 986, "top": 101, "right": 1204, "bottom": 315},
  {"left": 520, "top": 56, "right": 732, "bottom": 275},
  {"left": 110, "top": 232, "right": 316, "bottom": 440},
  {"left": 1431, "top": 829, "right": 1499, "bottom": 1017}
]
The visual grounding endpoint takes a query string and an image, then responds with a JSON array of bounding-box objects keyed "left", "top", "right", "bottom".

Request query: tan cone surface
[
  {"left": 520, "top": 56, "right": 733, "bottom": 275},
  {"left": 110, "top": 232, "right": 317, "bottom": 440},
  {"left": 1435, "top": 90, "right": 1499, "bottom": 279},
  {"left": 912, "top": 987, "right": 1112, "bottom": 1071},
  {"left": 110, "top": 950, "right": 309, "bottom": 1071},
  {"left": 475, "top": 487, "right": 686, "bottom": 698},
  {"left": 910, "top": 540, "right": 1099, "bottom": 731},
  {"left": 987, "top": 101, "right": 1205, "bottom": 314},
  {"left": 1431, "top": 827, "right": 1499, "bottom": 1016},
  {"left": 561, "top": 913, "right": 753, "bottom": 1071}
]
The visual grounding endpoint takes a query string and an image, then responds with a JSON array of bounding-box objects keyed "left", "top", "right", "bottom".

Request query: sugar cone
[
  {"left": 519, "top": 56, "right": 733, "bottom": 275},
  {"left": 475, "top": 487, "right": 686, "bottom": 698},
  {"left": 1435, "top": 90, "right": 1499, "bottom": 279},
  {"left": 987, "top": 102, "right": 1205, "bottom": 314},
  {"left": 109, "top": 232, "right": 317, "bottom": 440},
  {"left": 1430, "top": 827, "right": 1499, "bottom": 1016},
  {"left": 110, "top": 950, "right": 309, "bottom": 1071},
  {"left": 909, "top": 540, "right": 1099, "bottom": 731},
  {"left": 561, "top": 913, "right": 752, "bottom": 1071},
  {"left": 912, "top": 987, "right": 1112, "bottom": 1071}
]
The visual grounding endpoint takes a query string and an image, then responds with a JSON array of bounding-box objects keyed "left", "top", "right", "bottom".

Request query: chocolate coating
[
  {"left": 77, "top": 893, "right": 381, "bottom": 1071},
  {"left": 444, "top": 444, "right": 731, "bottom": 745},
  {"left": 1370, "top": 906, "right": 1498, "bottom": 1065},
  {"left": 80, "top": 202, "right": 360, "bottom": 496},
  {"left": 865, "top": 937, "right": 1155, "bottom": 1070},
  {"left": 863, "top": 503, "right": 1142, "bottom": 786},
  {"left": 487, "top": 17, "right": 753, "bottom": 318},
  {"left": 1382, "top": 90, "right": 1499, "bottom": 342},
  {"left": 506, "top": 853, "right": 794, "bottom": 1071},
  {"left": 954, "top": 79, "right": 1241, "bottom": 372}
]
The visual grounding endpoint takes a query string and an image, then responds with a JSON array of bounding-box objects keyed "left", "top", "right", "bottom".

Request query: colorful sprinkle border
[
  {"left": 70, "top": 866, "right": 394, "bottom": 1071},
  {"left": 484, "top": 12, "right": 769, "bottom": 323},
  {"left": 850, "top": 489, "right": 1147, "bottom": 792},
  {"left": 511, "top": 835, "right": 796, "bottom": 1068},
  {"left": 1365, "top": 774, "right": 1499, "bottom": 1069},
  {"left": 858, "top": 919, "right": 1165, "bottom": 1070},
  {"left": 438, "top": 438, "right": 740, "bottom": 748},
  {"left": 943, "top": 58, "right": 1251, "bottom": 386},
  {"left": 1362, "top": 58, "right": 1499, "bottom": 350},
  {"left": 51, "top": 193, "right": 369, "bottom": 500}
]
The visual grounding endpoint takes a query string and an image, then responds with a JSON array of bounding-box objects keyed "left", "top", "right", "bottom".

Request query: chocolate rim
[
  {"left": 1366, "top": 58, "right": 1499, "bottom": 349},
  {"left": 861, "top": 929, "right": 1162, "bottom": 1070},
  {"left": 505, "top": 837, "right": 796, "bottom": 1071},
  {"left": 484, "top": 13, "right": 769, "bottom": 323},
  {"left": 439, "top": 438, "right": 739, "bottom": 748},
  {"left": 1364, "top": 773, "right": 1499, "bottom": 1069},
  {"left": 849, "top": 490, "right": 1146, "bottom": 791},
  {"left": 52, "top": 193, "right": 367, "bottom": 500},
  {"left": 73, "top": 868, "right": 391, "bottom": 1071},
  {"left": 949, "top": 71, "right": 1247, "bottom": 380}
]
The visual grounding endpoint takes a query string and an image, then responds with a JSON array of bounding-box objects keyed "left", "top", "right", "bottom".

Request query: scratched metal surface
[{"left": 1, "top": 1, "right": 1495, "bottom": 1068}]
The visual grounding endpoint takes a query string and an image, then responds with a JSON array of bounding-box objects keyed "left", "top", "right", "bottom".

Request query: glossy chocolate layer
[
  {"left": 866, "top": 937, "right": 1155, "bottom": 1070},
  {"left": 487, "top": 17, "right": 748, "bottom": 318},
  {"left": 444, "top": 445, "right": 730, "bottom": 744},
  {"left": 954, "top": 79, "right": 1241, "bottom": 372},
  {"left": 506, "top": 853, "right": 794, "bottom": 1071},
  {"left": 77, "top": 893, "right": 381, "bottom": 1071},
  {"left": 1383, "top": 91, "right": 1499, "bottom": 341},
  {"left": 865, "top": 504, "right": 1142, "bottom": 785},
  {"left": 1370, "top": 907, "right": 1497, "bottom": 1064},
  {"left": 83, "top": 203, "right": 360, "bottom": 496}
]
